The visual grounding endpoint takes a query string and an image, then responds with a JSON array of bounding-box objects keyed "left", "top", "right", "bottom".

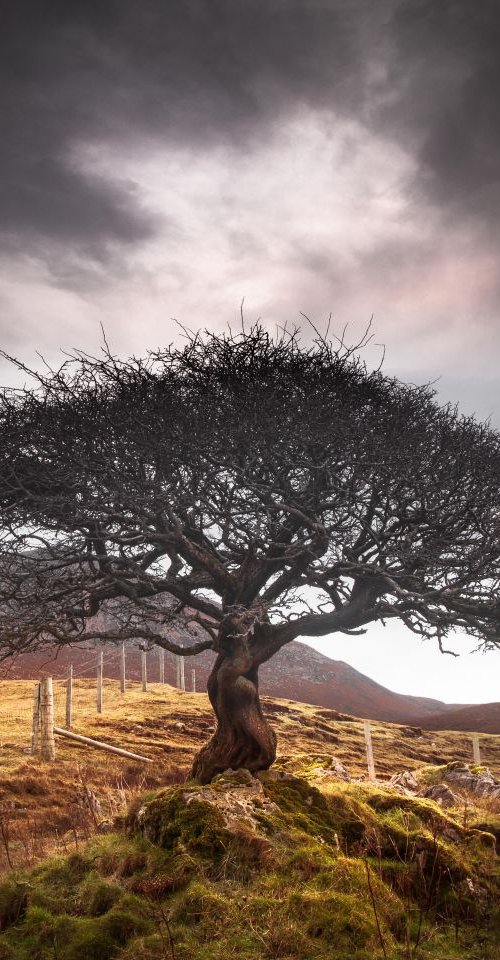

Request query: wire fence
[
  {"left": 0, "top": 645, "right": 195, "bottom": 755},
  {"left": 0, "top": 645, "right": 497, "bottom": 780}
]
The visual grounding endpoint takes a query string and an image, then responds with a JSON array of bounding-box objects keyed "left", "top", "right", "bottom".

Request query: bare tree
[{"left": 1, "top": 325, "right": 500, "bottom": 782}]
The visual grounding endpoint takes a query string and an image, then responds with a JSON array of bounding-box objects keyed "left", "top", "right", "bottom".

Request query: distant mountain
[
  {"left": 3, "top": 637, "right": 498, "bottom": 733},
  {"left": 417, "top": 702, "right": 500, "bottom": 735}
]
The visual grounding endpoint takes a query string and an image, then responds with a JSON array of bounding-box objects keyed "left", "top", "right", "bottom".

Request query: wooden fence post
[
  {"left": 39, "top": 677, "right": 55, "bottom": 761},
  {"left": 141, "top": 649, "right": 148, "bottom": 692},
  {"left": 65, "top": 664, "right": 73, "bottom": 729},
  {"left": 97, "top": 650, "right": 103, "bottom": 714},
  {"left": 363, "top": 720, "right": 376, "bottom": 780},
  {"left": 191, "top": 668, "right": 196, "bottom": 693},
  {"left": 120, "top": 642, "right": 126, "bottom": 694},
  {"left": 472, "top": 734, "right": 481, "bottom": 766},
  {"left": 179, "top": 656, "right": 185, "bottom": 691},
  {"left": 31, "top": 682, "right": 40, "bottom": 755},
  {"left": 159, "top": 648, "right": 165, "bottom": 684}
]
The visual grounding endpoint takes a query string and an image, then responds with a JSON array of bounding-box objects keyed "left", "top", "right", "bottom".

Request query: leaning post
[
  {"left": 39, "top": 677, "right": 56, "bottom": 761},
  {"left": 472, "top": 734, "right": 481, "bottom": 766},
  {"left": 363, "top": 720, "right": 376, "bottom": 780},
  {"left": 141, "top": 649, "right": 148, "bottom": 692}
]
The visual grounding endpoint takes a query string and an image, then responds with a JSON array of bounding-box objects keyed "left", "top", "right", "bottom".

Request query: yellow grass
[{"left": 0, "top": 677, "right": 497, "bottom": 872}]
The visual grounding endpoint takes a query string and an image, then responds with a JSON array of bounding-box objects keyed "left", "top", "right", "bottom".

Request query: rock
[
  {"left": 305, "top": 757, "right": 351, "bottom": 782},
  {"left": 257, "top": 769, "right": 298, "bottom": 783},
  {"left": 326, "top": 758, "right": 351, "bottom": 781},
  {"left": 389, "top": 770, "right": 419, "bottom": 793},
  {"left": 442, "top": 763, "right": 500, "bottom": 799},
  {"left": 420, "top": 783, "right": 459, "bottom": 808},
  {"left": 174, "top": 721, "right": 186, "bottom": 732},
  {"left": 220, "top": 767, "right": 254, "bottom": 785},
  {"left": 182, "top": 772, "right": 279, "bottom": 832}
]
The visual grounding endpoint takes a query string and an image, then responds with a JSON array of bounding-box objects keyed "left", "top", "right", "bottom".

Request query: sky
[{"left": 1, "top": 0, "right": 500, "bottom": 704}]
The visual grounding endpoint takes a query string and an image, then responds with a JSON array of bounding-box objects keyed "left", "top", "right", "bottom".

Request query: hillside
[
  {"left": 0, "top": 678, "right": 499, "bottom": 875},
  {"left": 419, "top": 702, "right": 500, "bottom": 734},
  {"left": 0, "top": 682, "right": 498, "bottom": 959},
  {"left": 5, "top": 639, "right": 499, "bottom": 732}
]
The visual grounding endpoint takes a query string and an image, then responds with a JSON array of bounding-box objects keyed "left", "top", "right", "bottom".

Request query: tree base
[{"left": 191, "top": 659, "right": 277, "bottom": 784}]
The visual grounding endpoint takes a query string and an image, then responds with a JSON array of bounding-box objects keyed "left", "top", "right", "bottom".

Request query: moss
[
  {"left": 63, "top": 925, "right": 117, "bottom": 960},
  {"left": 470, "top": 817, "right": 500, "bottom": 853},
  {"left": 136, "top": 787, "right": 229, "bottom": 861},
  {"left": 1, "top": 773, "right": 499, "bottom": 960},
  {"left": 78, "top": 874, "right": 122, "bottom": 917},
  {"left": 0, "top": 881, "right": 28, "bottom": 932},
  {"left": 259, "top": 774, "right": 368, "bottom": 847},
  {"left": 172, "top": 880, "right": 230, "bottom": 931},
  {"left": 29, "top": 856, "right": 84, "bottom": 914},
  {"left": 291, "top": 888, "right": 392, "bottom": 949},
  {"left": 99, "top": 903, "right": 150, "bottom": 946}
]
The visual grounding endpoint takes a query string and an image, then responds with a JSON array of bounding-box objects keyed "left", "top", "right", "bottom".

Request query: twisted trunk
[{"left": 191, "top": 625, "right": 277, "bottom": 784}]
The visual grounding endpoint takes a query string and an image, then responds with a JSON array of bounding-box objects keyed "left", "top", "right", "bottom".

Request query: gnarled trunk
[{"left": 191, "top": 630, "right": 277, "bottom": 784}]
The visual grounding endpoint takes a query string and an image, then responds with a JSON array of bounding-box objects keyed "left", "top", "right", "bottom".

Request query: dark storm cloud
[
  {"left": 385, "top": 0, "right": 500, "bottom": 231},
  {"left": 0, "top": 0, "right": 379, "bottom": 258},
  {"left": 2, "top": 0, "right": 500, "bottom": 261}
]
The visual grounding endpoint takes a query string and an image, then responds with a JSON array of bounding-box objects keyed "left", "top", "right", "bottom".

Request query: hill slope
[{"left": 4, "top": 639, "right": 499, "bottom": 732}]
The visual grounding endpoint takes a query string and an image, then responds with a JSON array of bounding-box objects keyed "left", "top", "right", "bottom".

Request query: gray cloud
[
  {"left": 0, "top": 1, "right": 383, "bottom": 261},
  {"left": 384, "top": 1, "right": 500, "bottom": 232},
  {"left": 3, "top": 1, "right": 500, "bottom": 261}
]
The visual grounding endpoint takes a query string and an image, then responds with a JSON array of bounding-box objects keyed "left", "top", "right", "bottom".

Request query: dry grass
[{"left": 0, "top": 677, "right": 497, "bottom": 872}]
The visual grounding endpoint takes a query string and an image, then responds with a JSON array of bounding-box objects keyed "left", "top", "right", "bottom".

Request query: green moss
[
  {"left": 136, "top": 787, "right": 229, "bottom": 861},
  {"left": 172, "top": 881, "right": 230, "bottom": 930},
  {"left": 259, "top": 774, "right": 368, "bottom": 847},
  {"left": 0, "top": 772, "right": 498, "bottom": 960},
  {"left": 78, "top": 874, "right": 122, "bottom": 916},
  {"left": 0, "top": 880, "right": 29, "bottom": 932}
]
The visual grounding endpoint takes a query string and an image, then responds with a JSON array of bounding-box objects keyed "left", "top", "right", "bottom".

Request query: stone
[
  {"left": 389, "top": 770, "right": 419, "bottom": 793},
  {"left": 420, "top": 783, "right": 459, "bottom": 808},
  {"left": 307, "top": 757, "right": 351, "bottom": 782},
  {"left": 442, "top": 763, "right": 500, "bottom": 799},
  {"left": 182, "top": 773, "right": 279, "bottom": 832}
]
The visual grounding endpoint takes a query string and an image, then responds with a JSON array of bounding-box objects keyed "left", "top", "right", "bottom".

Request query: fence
[
  {"left": 0, "top": 645, "right": 196, "bottom": 758},
  {"left": 0, "top": 644, "right": 494, "bottom": 776},
  {"left": 29, "top": 678, "right": 490, "bottom": 777}
]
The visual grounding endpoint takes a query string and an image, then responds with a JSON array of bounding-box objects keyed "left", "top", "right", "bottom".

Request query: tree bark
[{"left": 191, "top": 629, "right": 277, "bottom": 784}]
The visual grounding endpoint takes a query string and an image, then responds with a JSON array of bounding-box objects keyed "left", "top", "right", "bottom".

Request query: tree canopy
[{"left": 1, "top": 325, "right": 499, "bottom": 780}]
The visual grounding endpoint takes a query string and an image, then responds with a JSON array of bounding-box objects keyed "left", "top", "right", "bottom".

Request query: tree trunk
[{"left": 191, "top": 631, "right": 277, "bottom": 784}]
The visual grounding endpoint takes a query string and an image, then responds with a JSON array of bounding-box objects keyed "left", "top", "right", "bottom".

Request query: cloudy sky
[{"left": 2, "top": 1, "right": 500, "bottom": 703}]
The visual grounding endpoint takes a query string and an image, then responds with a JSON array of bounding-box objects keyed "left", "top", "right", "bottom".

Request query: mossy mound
[{"left": 0, "top": 771, "right": 497, "bottom": 960}]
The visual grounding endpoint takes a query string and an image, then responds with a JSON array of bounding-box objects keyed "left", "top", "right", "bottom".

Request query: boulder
[
  {"left": 442, "top": 763, "right": 500, "bottom": 799},
  {"left": 389, "top": 770, "right": 419, "bottom": 793},
  {"left": 419, "top": 783, "right": 459, "bottom": 808}
]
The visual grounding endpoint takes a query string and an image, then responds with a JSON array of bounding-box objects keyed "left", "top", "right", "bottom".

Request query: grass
[
  {"left": 0, "top": 770, "right": 497, "bottom": 959},
  {"left": 0, "top": 679, "right": 497, "bottom": 957},
  {"left": 0, "top": 679, "right": 498, "bottom": 874}
]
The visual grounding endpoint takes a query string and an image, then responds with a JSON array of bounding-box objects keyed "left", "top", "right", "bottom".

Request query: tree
[{"left": 1, "top": 326, "right": 500, "bottom": 782}]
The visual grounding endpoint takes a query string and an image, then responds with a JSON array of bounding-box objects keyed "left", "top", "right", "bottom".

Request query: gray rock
[
  {"left": 420, "top": 783, "right": 459, "bottom": 808},
  {"left": 389, "top": 770, "right": 419, "bottom": 793},
  {"left": 443, "top": 764, "right": 500, "bottom": 799}
]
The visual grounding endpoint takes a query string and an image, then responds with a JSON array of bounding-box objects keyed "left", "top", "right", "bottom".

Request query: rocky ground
[{"left": 0, "top": 759, "right": 498, "bottom": 959}]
